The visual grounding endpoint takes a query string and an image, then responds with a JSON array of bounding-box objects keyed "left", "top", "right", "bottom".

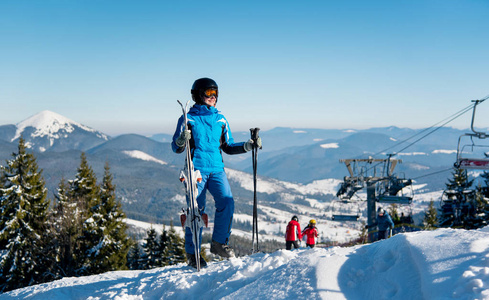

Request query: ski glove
[
  {"left": 175, "top": 130, "right": 191, "bottom": 147},
  {"left": 244, "top": 137, "right": 262, "bottom": 152}
]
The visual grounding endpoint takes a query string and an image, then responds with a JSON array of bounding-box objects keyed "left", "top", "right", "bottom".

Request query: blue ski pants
[{"left": 185, "top": 171, "right": 234, "bottom": 254}]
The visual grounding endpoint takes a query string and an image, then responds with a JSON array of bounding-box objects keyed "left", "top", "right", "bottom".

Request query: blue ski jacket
[
  {"left": 376, "top": 214, "right": 395, "bottom": 231},
  {"left": 172, "top": 104, "right": 246, "bottom": 173}
]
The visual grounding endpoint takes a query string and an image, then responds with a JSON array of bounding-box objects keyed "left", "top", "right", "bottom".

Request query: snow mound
[{"left": 3, "top": 227, "right": 489, "bottom": 299}]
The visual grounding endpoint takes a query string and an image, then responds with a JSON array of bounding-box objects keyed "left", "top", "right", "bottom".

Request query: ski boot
[
  {"left": 186, "top": 253, "right": 207, "bottom": 269},
  {"left": 210, "top": 240, "right": 235, "bottom": 258}
]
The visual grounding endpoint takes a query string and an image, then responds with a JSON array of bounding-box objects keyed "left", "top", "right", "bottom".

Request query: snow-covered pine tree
[
  {"left": 440, "top": 167, "right": 483, "bottom": 229},
  {"left": 51, "top": 178, "right": 84, "bottom": 277},
  {"left": 423, "top": 200, "right": 438, "bottom": 229},
  {"left": 478, "top": 172, "right": 489, "bottom": 225},
  {"left": 141, "top": 227, "right": 160, "bottom": 270},
  {"left": 159, "top": 225, "right": 169, "bottom": 266},
  {"left": 480, "top": 172, "right": 489, "bottom": 195},
  {"left": 68, "top": 152, "right": 102, "bottom": 275},
  {"left": 0, "top": 137, "right": 51, "bottom": 292},
  {"left": 90, "top": 162, "right": 131, "bottom": 273},
  {"left": 446, "top": 167, "right": 473, "bottom": 190},
  {"left": 467, "top": 187, "right": 487, "bottom": 229},
  {"left": 127, "top": 242, "right": 142, "bottom": 270},
  {"left": 164, "top": 224, "right": 186, "bottom": 265},
  {"left": 439, "top": 168, "right": 470, "bottom": 227}
]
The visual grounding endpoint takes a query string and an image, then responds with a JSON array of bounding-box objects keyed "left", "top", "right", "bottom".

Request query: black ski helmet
[
  {"left": 292, "top": 216, "right": 298, "bottom": 222},
  {"left": 191, "top": 77, "right": 218, "bottom": 105}
]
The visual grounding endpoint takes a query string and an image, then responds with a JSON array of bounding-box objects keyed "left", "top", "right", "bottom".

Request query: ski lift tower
[{"left": 339, "top": 157, "right": 402, "bottom": 242}]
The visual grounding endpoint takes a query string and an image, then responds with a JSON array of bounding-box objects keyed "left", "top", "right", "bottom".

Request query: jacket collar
[{"left": 190, "top": 104, "right": 219, "bottom": 115}]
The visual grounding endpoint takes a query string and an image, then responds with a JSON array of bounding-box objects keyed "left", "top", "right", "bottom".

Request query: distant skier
[
  {"left": 400, "top": 212, "right": 413, "bottom": 224},
  {"left": 372, "top": 208, "right": 395, "bottom": 241},
  {"left": 172, "top": 78, "right": 261, "bottom": 268},
  {"left": 302, "top": 219, "right": 319, "bottom": 248},
  {"left": 285, "top": 216, "right": 302, "bottom": 250}
]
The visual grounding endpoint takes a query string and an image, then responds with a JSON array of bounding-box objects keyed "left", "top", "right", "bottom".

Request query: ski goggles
[{"left": 202, "top": 89, "right": 218, "bottom": 98}]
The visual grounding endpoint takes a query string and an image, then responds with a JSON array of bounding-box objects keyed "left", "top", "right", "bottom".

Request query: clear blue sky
[{"left": 1, "top": 0, "right": 488, "bottom": 136}]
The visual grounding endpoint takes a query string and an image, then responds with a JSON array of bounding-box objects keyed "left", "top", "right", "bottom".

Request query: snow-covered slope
[
  {"left": 13, "top": 110, "right": 109, "bottom": 152},
  {"left": 226, "top": 168, "right": 342, "bottom": 196},
  {"left": 3, "top": 227, "right": 488, "bottom": 299},
  {"left": 225, "top": 168, "right": 363, "bottom": 243},
  {"left": 122, "top": 150, "right": 167, "bottom": 165}
]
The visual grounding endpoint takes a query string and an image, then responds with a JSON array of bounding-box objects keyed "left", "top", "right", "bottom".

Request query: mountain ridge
[{"left": 0, "top": 110, "right": 484, "bottom": 229}]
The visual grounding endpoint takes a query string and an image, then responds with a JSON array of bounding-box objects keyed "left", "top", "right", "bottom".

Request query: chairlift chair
[
  {"left": 332, "top": 214, "right": 360, "bottom": 221},
  {"left": 455, "top": 99, "right": 489, "bottom": 170},
  {"left": 336, "top": 178, "right": 364, "bottom": 200},
  {"left": 331, "top": 199, "right": 362, "bottom": 222},
  {"left": 377, "top": 195, "right": 413, "bottom": 205},
  {"left": 456, "top": 144, "right": 489, "bottom": 170},
  {"left": 439, "top": 188, "right": 474, "bottom": 212},
  {"left": 376, "top": 175, "right": 414, "bottom": 205}
]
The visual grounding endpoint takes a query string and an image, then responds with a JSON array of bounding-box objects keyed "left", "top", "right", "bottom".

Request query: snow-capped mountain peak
[
  {"left": 12, "top": 110, "right": 109, "bottom": 152},
  {"left": 14, "top": 110, "right": 101, "bottom": 140}
]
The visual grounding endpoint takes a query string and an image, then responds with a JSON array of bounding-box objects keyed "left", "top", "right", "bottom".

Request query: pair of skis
[{"left": 177, "top": 100, "right": 206, "bottom": 271}]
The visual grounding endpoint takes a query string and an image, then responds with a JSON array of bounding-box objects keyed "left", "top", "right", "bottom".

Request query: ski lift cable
[
  {"left": 349, "top": 101, "right": 475, "bottom": 163},
  {"left": 360, "top": 97, "right": 487, "bottom": 176},
  {"left": 406, "top": 96, "right": 489, "bottom": 180},
  {"left": 377, "top": 95, "right": 489, "bottom": 179},
  {"left": 392, "top": 94, "right": 489, "bottom": 155},
  {"left": 374, "top": 103, "right": 475, "bottom": 157},
  {"left": 392, "top": 105, "right": 475, "bottom": 155},
  {"left": 360, "top": 104, "right": 474, "bottom": 174},
  {"left": 411, "top": 167, "right": 453, "bottom": 180}
]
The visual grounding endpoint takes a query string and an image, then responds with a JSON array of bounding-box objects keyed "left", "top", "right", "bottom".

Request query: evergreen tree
[
  {"left": 51, "top": 178, "right": 84, "bottom": 277},
  {"left": 127, "top": 242, "right": 142, "bottom": 270},
  {"left": 480, "top": 171, "right": 489, "bottom": 194},
  {"left": 423, "top": 200, "right": 438, "bottom": 230},
  {"left": 439, "top": 168, "right": 475, "bottom": 228},
  {"left": 466, "top": 186, "right": 488, "bottom": 229},
  {"left": 88, "top": 162, "right": 131, "bottom": 274},
  {"left": 68, "top": 152, "right": 101, "bottom": 275},
  {"left": 159, "top": 225, "right": 169, "bottom": 266},
  {"left": 164, "top": 224, "right": 186, "bottom": 265},
  {"left": 479, "top": 172, "right": 489, "bottom": 224},
  {"left": 439, "top": 168, "right": 488, "bottom": 229},
  {"left": 141, "top": 227, "right": 160, "bottom": 269},
  {"left": 0, "top": 137, "right": 51, "bottom": 292},
  {"left": 446, "top": 168, "right": 473, "bottom": 190}
]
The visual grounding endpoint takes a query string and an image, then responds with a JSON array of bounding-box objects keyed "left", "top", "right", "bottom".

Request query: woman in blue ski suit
[{"left": 172, "top": 78, "right": 260, "bottom": 267}]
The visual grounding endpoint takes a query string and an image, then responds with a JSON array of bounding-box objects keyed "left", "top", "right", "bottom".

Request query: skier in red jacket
[
  {"left": 285, "top": 216, "right": 302, "bottom": 250},
  {"left": 302, "top": 219, "right": 319, "bottom": 248}
]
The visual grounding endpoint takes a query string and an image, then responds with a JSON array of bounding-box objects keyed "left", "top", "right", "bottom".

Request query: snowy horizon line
[{"left": 5, "top": 110, "right": 484, "bottom": 139}]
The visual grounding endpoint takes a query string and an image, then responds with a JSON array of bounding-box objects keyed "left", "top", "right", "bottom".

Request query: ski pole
[{"left": 250, "top": 127, "right": 261, "bottom": 253}]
